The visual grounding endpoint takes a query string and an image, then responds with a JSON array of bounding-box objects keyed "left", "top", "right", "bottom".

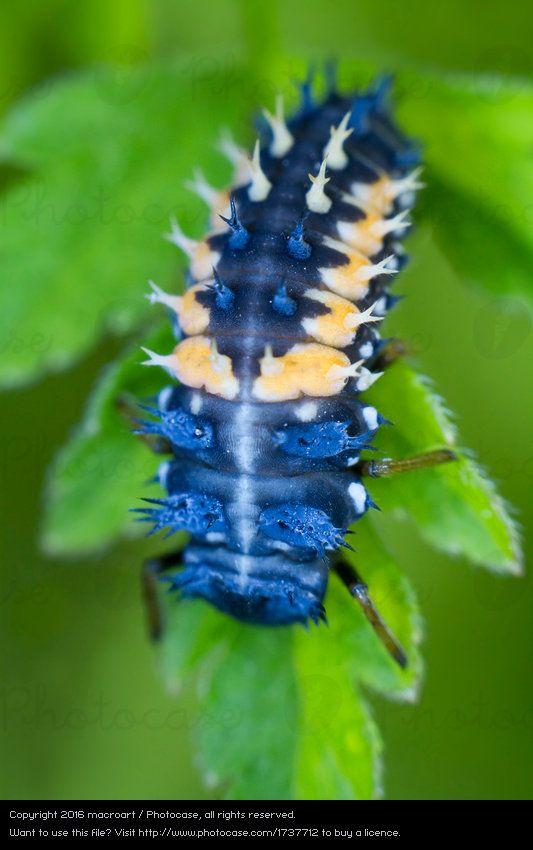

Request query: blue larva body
[{"left": 137, "top": 75, "right": 421, "bottom": 626}]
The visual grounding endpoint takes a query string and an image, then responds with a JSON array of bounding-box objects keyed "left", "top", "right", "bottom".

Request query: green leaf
[
  {"left": 34, "top": 58, "right": 523, "bottom": 800},
  {"left": 42, "top": 322, "right": 172, "bottom": 555},
  {"left": 397, "top": 73, "right": 533, "bottom": 292},
  {"left": 157, "top": 522, "right": 421, "bottom": 800},
  {"left": 0, "top": 62, "right": 250, "bottom": 389},
  {"left": 366, "top": 362, "right": 522, "bottom": 575},
  {"left": 420, "top": 177, "right": 533, "bottom": 302}
]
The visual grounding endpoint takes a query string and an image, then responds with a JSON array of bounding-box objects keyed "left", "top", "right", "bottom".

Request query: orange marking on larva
[
  {"left": 301, "top": 288, "right": 361, "bottom": 348},
  {"left": 337, "top": 213, "right": 385, "bottom": 256},
  {"left": 190, "top": 241, "right": 221, "bottom": 281},
  {"left": 349, "top": 176, "right": 396, "bottom": 215},
  {"left": 210, "top": 191, "right": 231, "bottom": 231},
  {"left": 178, "top": 285, "right": 211, "bottom": 335},
  {"left": 168, "top": 336, "right": 239, "bottom": 400},
  {"left": 253, "top": 342, "right": 353, "bottom": 402},
  {"left": 337, "top": 210, "right": 410, "bottom": 256},
  {"left": 347, "top": 169, "right": 423, "bottom": 216},
  {"left": 320, "top": 236, "right": 398, "bottom": 301}
]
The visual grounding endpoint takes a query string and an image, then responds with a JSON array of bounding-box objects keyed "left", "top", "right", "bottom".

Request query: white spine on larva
[
  {"left": 326, "top": 358, "right": 364, "bottom": 382},
  {"left": 185, "top": 168, "right": 219, "bottom": 206},
  {"left": 393, "top": 166, "right": 425, "bottom": 197},
  {"left": 248, "top": 140, "right": 272, "bottom": 202},
  {"left": 217, "top": 129, "right": 250, "bottom": 185},
  {"left": 323, "top": 111, "right": 353, "bottom": 170},
  {"left": 145, "top": 280, "right": 182, "bottom": 312},
  {"left": 262, "top": 95, "right": 294, "bottom": 158},
  {"left": 356, "top": 255, "right": 399, "bottom": 282},
  {"left": 140, "top": 347, "right": 174, "bottom": 373},
  {"left": 371, "top": 209, "right": 411, "bottom": 238},
  {"left": 260, "top": 344, "right": 284, "bottom": 377},
  {"left": 209, "top": 338, "right": 225, "bottom": 372},
  {"left": 164, "top": 217, "right": 197, "bottom": 258},
  {"left": 306, "top": 157, "right": 332, "bottom": 213},
  {"left": 355, "top": 367, "right": 384, "bottom": 391},
  {"left": 344, "top": 301, "right": 384, "bottom": 330}
]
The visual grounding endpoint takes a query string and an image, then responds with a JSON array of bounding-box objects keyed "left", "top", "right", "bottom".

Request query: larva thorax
[{"left": 138, "top": 76, "right": 421, "bottom": 625}]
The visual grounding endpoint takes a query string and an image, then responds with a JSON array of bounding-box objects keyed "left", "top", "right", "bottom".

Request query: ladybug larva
[{"left": 134, "top": 72, "right": 454, "bottom": 667}]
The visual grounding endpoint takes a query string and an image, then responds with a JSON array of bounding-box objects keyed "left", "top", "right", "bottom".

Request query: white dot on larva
[
  {"left": 158, "top": 386, "right": 173, "bottom": 411},
  {"left": 359, "top": 341, "right": 373, "bottom": 359},
  {"left": 158, "top": 460, "right": 171, "bottom": 487},
  {"left": 362, "top": 406, "right": 379, "bottom": 430},
  {"left": 373, "top": 296, "right": 387, "bottom": 315},
  {"left": 295, "top": 401, "right": 318, "bottom": 422},
  {"left": 398, "top": 190, "right": 415, "bottom": 208},
  {"left": 348, "top": 481, "right": 367, "bottom": 513},
  {"left": 345, "top": 455, "right": 360, "bottom": 467},
  {"left": 205, "top": 532, "right": 226, "bottom": 543},
  {"left": 190, "top": 392, "right": 202, "bottom": 414},
  {"left": 386, "top": 256, "right": 400, "bottom": 271}
]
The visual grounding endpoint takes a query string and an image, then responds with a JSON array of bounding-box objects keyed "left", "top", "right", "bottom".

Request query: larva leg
[
  {"left": 142, "top": 550, "right": 184, "bottom": 641},
  {"left": 371, "top": 337, "right": 407, "bottom": 371},
  {"left": 334, "top": 559, "right": 407, "bottom": 668},
  {"left": 358, "top": 448, "right": 456, "bottom": 478}
]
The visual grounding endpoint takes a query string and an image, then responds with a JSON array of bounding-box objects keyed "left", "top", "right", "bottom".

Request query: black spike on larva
[
  {"left": 324, "top": 58, "right": 338, "bottom": 96},
  {"left": 369, "top": 73, "right": 394, "bottom": 112},
  {"left": 295, "top": 66, "right": 315, "bottom": 116},
  {"left": 272, "top": 281, "right": 297, "bottom": 316},
  {"left": 287, "top": 217, "right": 311, "bottom": 260},
  {"left": 209, "top": 268, "right": 234, "bottom": 310},
  {"left": 219, "top": 193, "right": 249, "bottom": 249}
]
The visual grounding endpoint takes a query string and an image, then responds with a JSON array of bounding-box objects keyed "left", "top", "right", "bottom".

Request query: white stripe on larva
[
  {"left": 158, "top": 386, "right": 173, "bottom": 411},
  {"left": 190, "top": 392, "right": 202, "bottom": 414},
  {"left": 345, "top": 456, "right": 360, "bottom": 467},
  {"left": 231, "top": 401, "right": 257, "bottom": 577},
  {"left": 295, "top": 401, "right": 318, "bottom": 422},
  {"left": 362, "top": 406, "right": 379, "bottom": 431},
  {"left": 158, "top": 460, "right": 171, "bottom": 488},
  {"left": 359, "top": 341, "right": 374, "bottom": 359}
]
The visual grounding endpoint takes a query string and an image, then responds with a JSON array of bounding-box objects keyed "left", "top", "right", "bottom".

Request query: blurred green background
[{"left": 1, "top": 0, "right": 532, "bottom": 800}]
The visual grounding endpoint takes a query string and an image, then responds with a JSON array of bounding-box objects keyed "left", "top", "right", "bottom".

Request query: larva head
[{"left": 167, "top": 546, "right": 328, "bottom": 626}]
